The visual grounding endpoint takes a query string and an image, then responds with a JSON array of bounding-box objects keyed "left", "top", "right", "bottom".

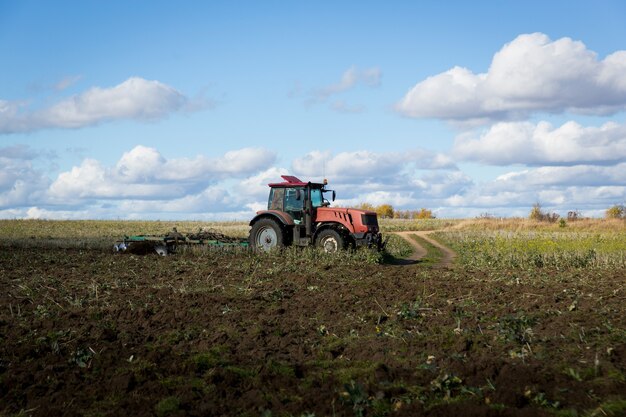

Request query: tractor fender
[
  {"left": 249, "top": 210, "right": 295, "bottom": 227},
  {"left": 313, "top": 222, "right": 351, "bottom": 241}
]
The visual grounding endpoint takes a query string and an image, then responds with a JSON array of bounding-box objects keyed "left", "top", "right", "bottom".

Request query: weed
[
  {"left": 155, "top": 396, "right": 181, "bottom": 417},
  {"left": 498, "top": 313, "right": 536, "bottom": 345},
  {"left": 190, "top": 347, "right": 229, "bottom": 372},
  {"left": 340, "top": 380, "right": 370, "bottom": 417},
  {"left": 430, "top": 373, "right": 463, "bottom": 400},
  {"left": 531, "top": 391, "right": 561, "bottom": 409},
  {"left": 69, "top": 346, "right": 95, "bottom": 368},
  {"left": 397, "top": 299, "right": 424, "bottom": 321},
  {"left": 588, "top": 399, "right": 626, "bottom": 416}
]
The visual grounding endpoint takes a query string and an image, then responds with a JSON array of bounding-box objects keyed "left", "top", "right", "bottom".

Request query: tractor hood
[
  {"left": 316, "top": 207, "right": 372, "bottom": 216},
  {"left": 315, "top": 207, "right": 379, "bottom": 233}
]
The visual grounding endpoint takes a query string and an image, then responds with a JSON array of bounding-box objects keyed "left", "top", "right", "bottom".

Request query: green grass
[
  {"left": 409, "top": 234, "right": 444, "bottom": 266},
  {"left": 383, "top": 233, "right": 414, "bottom": 259}
]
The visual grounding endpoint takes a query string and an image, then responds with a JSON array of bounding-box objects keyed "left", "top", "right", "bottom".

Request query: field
[{"left": 1, "top": 219, "right": 625, "bottom": 417}]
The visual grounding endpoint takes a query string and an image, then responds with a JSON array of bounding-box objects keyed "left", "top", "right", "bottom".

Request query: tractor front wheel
[
  {"left": 316, "top": 229, "right": 345, "bottom": 253},
  {"left": 249, "top": 218, "right": 284, "bottom": 251}
]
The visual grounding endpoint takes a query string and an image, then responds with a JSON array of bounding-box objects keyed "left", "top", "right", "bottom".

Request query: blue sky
[{"left": 1, "top": 1, "right": 626, "bottom": 219}]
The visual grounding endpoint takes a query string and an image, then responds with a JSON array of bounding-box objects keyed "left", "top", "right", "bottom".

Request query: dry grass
[
  {"left": 0, "top": 219, "right": 250, "bottom": 239},
  {"left": 449, "top": 217, "right": 626, "bottom": 232},
  {"left": 3, "top": 218, "right": 624, "bottom": 242}
]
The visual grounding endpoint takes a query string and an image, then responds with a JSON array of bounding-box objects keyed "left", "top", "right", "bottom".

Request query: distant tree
[
  {"left": 605, "top": 204, "right": 625, "bottom": 219},
  {"left": 529, "top": 203, "right": 544, "bottom": 221},
  {"left": 413, "top": 208, "right": 435, "bottom": 219},
  {"left": 393, "top": 210, "right": 407, "bottom": 219},
  {"left": 355, "top": 202, "right": 375, "bottom": 211},
  {"left": 376, "top": 204, "right": 395, "bottom": 219},
  {"left": 529, "top": 203, "right": 559, "bottom": 222},
  {"left": 567, "top": 210, "right": 581, "bottom": 221}
]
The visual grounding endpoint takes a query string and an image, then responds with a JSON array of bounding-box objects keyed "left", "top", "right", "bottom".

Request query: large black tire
[
  {"left": 316, "top": 229, "right": 345, "bottom": 253},
  {"left": 249, "top": 218, "right": 284, "bottom": 251}
]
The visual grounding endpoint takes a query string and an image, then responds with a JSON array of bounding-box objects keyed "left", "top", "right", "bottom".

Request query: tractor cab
[
  {"left": 266, "top": 176, "right": 334, "bottom": 224},
  {"left": 248, "top": 175, "right": 385, "bottom": 252}
]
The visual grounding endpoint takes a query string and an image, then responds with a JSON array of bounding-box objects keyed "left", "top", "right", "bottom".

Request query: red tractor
[{"left": 248, "top": 175, "right": 385, "bottom": 252}]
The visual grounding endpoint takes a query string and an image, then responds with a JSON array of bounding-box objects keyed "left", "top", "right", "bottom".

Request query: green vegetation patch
[{"left": 439, "top": 230, "right": 626, "bottom": 269}]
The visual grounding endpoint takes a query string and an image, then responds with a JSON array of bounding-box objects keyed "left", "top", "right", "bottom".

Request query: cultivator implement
[{"left": 114, "top": 228, "right": 248, "bottom": 255}]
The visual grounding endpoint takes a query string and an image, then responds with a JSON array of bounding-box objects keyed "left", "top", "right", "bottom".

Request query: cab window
[
  {"left": 268, "top": 188, "right": 284, "bottom": 210},
  {"left": 310, "top": 188, "right": 323, "bottom": 208},
  {"left": 284, "top": 188, "right": 304, "bottom": 211}
]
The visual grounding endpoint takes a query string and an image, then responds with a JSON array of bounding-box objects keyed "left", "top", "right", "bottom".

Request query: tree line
[{"left": 353, "top": 203, "right": 435, "bottom": 219}]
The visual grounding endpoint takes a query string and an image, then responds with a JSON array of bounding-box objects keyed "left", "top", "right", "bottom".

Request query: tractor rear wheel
[
  {"left": 249, "top": 218, "right": 284, "bottom": 251},
  {"left": 316, "top": 229, "right": 345, "bottom": 253}
]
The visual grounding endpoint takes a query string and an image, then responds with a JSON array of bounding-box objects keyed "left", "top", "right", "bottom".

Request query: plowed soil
[{"left": 1, "top": 247, "right": 625, "bottom": 417}]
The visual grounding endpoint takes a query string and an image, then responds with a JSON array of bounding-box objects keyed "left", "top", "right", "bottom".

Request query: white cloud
[
  {"left": 396, "top": 33, "right": 626, "bottom": 122},
  {"left": 492, "top": 163, "right": 626, "bottom": 189},
  {"left": 0, "top": 77, "right": 197, "bottom": 134},
  {"left": 454, "top": 120, "right": 626, "bottom": 166},
  {"left": 235, "top": 167, "right": 290, "bottom": 201},
  {"left": 356, "top": 191, "right": 416, "bottom": 207},
  {"left": 114, "top": 145, "right": 167, "bottom": 182},
  {"left": 440, "top": 163, "right": 626, "bottom": 217},
  {"left": 2, "top": 143, "right": 623, "bottom": 220},
  {"left": 0, "top": 145, "right": 50, "bottom": 208},
  {"left": 23, "top": 206, "right": 95, "bottom": 220},
  {"left": 113, "top": 146, "right": 275, "bottom": 183},
  {"left": 314, "top": 66, "right": 381, "bottom": 101},
  {"left": 48, "top": 158, "right": 188, "bottom": 200},
  {"left": 287, "top": 149, "right": 470, "bottom": 212},
  {"left": 48, "top": 145, "right": 276, "bottom": 201},
  {"left": 116, "top": 185, "right": 233, "bottom": 214},
  {"left": 298, "top": 66, "right": 382, "bottom": 112},
  {"left": 292, "top": 148, "right": 456, "bottom": 180}
]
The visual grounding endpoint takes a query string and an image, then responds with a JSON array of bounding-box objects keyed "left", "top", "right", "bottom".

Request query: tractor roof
[{"left": 268, "top": 175, "right": 315, "bottom": 188}]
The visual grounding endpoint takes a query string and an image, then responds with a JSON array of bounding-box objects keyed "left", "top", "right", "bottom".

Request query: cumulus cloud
[
  {"left": 110, "top": 146, "right": 274, "bottom": 184},
  {"left": 0, "top": 77, "right": 197, "bottom": 134},
  {"left": 454, "top": 120, "right": 626, "bottom": 166},
  {"left": 492, "top": 163, "right": 626, "bottom": 189},
  {"left": 116, "top": 186, "right": 234, "bottom": 214},
  {"left": 441, "top": 162, "right": 626, "bottom": 217},
  {"left": 48, "top": 145, "right": 276, "bottom": 201},
  {"left": 0, "top": 145, "right": 50, "bottom": 208},
  {"left": 285, "top": 148, "right": 468, "bottom": 213},
  {"left": 235, "top": 167, "right": 290, "bottom": 201},
  {"left": 396, "top": 33, "right": 626, "bottom": 122},
  {"left": 292, "top": 148, "right": 455, "bottom": 181},
  {"left": 48, "top": 158, "right": 187, "bottom": 200},
  {"left": 2, "top": 141, "right": 623, "bottom": 220}
]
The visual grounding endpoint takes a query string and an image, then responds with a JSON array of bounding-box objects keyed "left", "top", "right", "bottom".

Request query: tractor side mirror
[{"left": 332, "top": 190, "right": 336, "bottom": 201}]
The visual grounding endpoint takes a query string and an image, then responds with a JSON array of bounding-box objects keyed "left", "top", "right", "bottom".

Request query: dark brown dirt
[{"left": 1, "top": 247, "right": 625, "bottom": 417}]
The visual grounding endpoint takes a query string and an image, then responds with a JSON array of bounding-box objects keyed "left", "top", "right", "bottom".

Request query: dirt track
[{"left": 393, "top": 231, "right": 456, "bottom": 267}]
